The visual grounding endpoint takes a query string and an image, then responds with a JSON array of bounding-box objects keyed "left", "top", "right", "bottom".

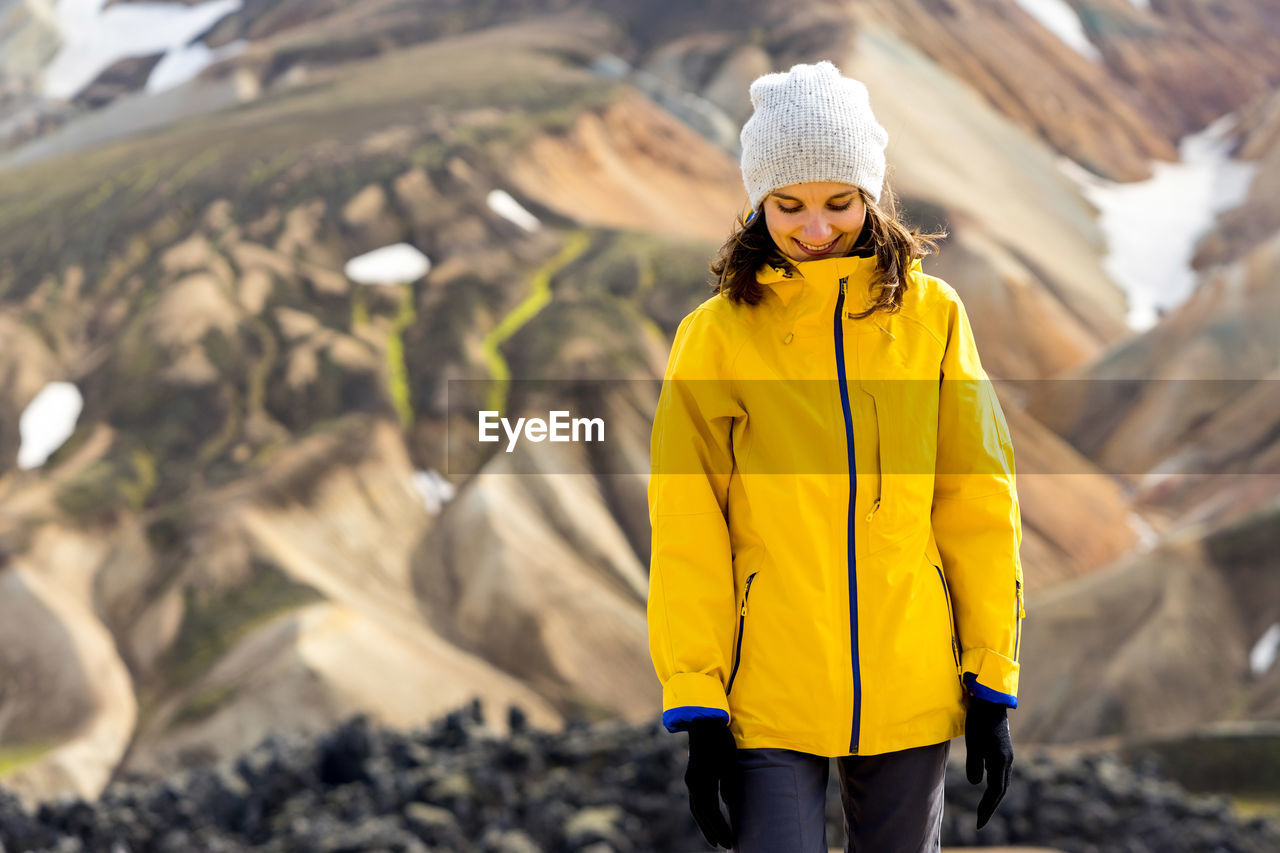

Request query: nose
[{"left": 799, "top": 214, "right": 834, "bottom": 242}]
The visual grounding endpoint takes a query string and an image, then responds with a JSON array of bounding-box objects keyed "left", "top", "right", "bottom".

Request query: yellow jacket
[{"left": 647, "top": 254, "right": 1024, "bottom": 757}]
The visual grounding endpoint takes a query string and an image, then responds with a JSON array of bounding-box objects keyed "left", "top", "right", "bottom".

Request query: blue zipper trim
[
  {"left": 726, "top": 571, "right": 758, "bottom": 695},
  {"left": 834, "top": 275, "right": 861, "bottom": 753}
]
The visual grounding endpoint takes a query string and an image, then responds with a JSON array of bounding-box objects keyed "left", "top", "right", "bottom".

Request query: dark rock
[
  {"left": 480, "top": 826, "right": 542, "bottom": 853},
  {"left": 561, "top": 804, "right": 634, "bottom": 851},
  {"left": 403, "top": 801, "right": 465, "bottom": 848},
  {"left": 318, "top": 715, "right": 379, "bottom": 787},
  {"left": 3, "top": 701, "right": 1280, "bottom": 853},
  {"left": 72, "top": 53, "right": 166, "bottom": 109},
  {"left": 508, "top": 705, "right": 529, "bottom": 735}
]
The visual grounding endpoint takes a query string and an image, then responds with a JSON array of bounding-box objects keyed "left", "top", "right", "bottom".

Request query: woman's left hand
[{"left": 964, "top": 695, "right": 1013, "bottom": 830}]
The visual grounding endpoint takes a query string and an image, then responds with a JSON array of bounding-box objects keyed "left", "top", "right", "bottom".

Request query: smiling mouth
[{"left": 796, "top": 237, "right": 839, "bottom": 254}]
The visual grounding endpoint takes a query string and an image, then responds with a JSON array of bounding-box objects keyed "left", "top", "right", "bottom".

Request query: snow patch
[
  {"left": 412, "top": 469, "right": 456, "bottom": 515},
  {"left": 1250, "top": 623, "right": 1280, "bottom": 677},
  {"left": 344, "top": 243, "right": 432, "bottom": 286},
  {"left": 44, "top": 0, "right": 242, "bottom": 101},
  {"left": 1057, "top": 113, "right": 1257, "bottom": 331},
  {"left": 146, "top": 38, "right": 248, "bottom": 94},
  {"left": 1014, "top": 0, "right": 1102, "bottom": 63},
  {"left": 18, "top": 381, "right": 84, "bottom": 470},
  {"left": 487, "top": 190, "right": 541, "bottom": 232}
]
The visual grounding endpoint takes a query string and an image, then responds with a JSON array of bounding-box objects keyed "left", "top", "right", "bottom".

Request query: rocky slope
[
  {"left": 0, "top": 21, "right": 637, "bottom": 802},
  {"left": 854, "top": 0, "right": 1280, "bottom": 181},
  {"left": 0, "top": 0, "right": 64, "bottom": 149},
  {"left": 1016, "top": 498, "right": 1280, "bottom": 745},
  {"left": 1026, "top": 87, "right": 1280, "bottom": 532}
]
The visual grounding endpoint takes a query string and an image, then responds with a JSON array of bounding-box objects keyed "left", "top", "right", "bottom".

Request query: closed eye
[{"left": 778, "top": 201, "right": 855, "bottom": 214}]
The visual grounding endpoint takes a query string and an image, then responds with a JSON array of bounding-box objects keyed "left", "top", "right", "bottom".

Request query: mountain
[
  {"left": 1, "top": 0, "right": 1278, "bottom": 805},
  {"left": 1016, "top": 495, "right": 1280, "bottom": 745},
  {"left": 1025, "top": 91, "right": 1280, "bottom": 531}
]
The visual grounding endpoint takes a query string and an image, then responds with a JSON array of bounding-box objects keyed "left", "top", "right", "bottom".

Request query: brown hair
[{"left": 708, "top": 179, "right": 947, "bottom": 319}]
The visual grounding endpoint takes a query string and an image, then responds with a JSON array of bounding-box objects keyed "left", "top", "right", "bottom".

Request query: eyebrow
[{"left": 771, "top": 190, "right": 857, "bottom": 202}]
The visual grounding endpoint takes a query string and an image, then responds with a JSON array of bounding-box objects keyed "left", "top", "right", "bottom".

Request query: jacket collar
[
  {"left": 756, "top": 255, "right": 924, "bottom": 314},
  {"left": 755, "top": 255, "right": 879, "bottom": 315}
]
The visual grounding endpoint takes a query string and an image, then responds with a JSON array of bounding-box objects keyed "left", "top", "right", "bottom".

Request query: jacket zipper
[
  {"left": 726, "top": 571, "right": 759, "bottom": 695},
  {"left": 835, "top": 275, "right": 861, "bottom": 753},
  {"left": 934, "top": 563, "right": 963, "bottom": 682}
]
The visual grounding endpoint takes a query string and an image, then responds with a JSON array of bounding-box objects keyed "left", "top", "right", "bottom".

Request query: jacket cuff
[
  {"left": 961, "top": 647, "right": 1019, "bottom": 708},
  {"left": 662, "top": 672, "right": 730, "bottom": 732},
  {"left": 663, "top": 707, "right": 730, "bottom": 732}
]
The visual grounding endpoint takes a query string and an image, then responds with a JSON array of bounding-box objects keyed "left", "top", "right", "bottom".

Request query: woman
[{"left": 646, "top": 61, "right": 1023, "bottom": 852}]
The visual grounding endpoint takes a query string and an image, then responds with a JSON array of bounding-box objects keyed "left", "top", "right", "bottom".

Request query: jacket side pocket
[
  {"left": 1014, "top": 573, "right": 1024, "bottom": 663},
  {"left": 726, "top": 571, "right": 759, "bottom": 696},
  {"left": 933, "top": 561, "right": 963, "bottom": 686}
]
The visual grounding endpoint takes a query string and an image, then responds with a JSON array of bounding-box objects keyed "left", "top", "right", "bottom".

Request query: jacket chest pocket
[
  {"left": 859, "top": 384, "right": 939, "bottom": 555},
  {"left": 858, "top": 335, "right": 939, "bottom": 555}
]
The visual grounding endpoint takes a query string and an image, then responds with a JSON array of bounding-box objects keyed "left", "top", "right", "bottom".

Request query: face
[{"left": 762, "top": 182, "right": 867, "bottom": 262}]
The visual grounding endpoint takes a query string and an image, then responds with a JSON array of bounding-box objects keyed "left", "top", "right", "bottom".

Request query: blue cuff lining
[
  {"left": 662, "top": 706, "right": 729, "bottom": 733},
  {"left": 964, "top": 672, "right": 1018, "bottom": 709}
]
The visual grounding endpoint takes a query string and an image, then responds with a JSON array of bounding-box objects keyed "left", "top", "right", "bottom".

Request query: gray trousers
[{"left": 720, "top": 740, "right": 950, "bottom": 853}]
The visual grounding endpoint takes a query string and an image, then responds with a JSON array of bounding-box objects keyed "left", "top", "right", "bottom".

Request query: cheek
[
  {"left": 763, "top": 213, "right": 789, "bottom": 244},
  {"left": 838, "top": 206, "right": 867, "bottom": 231}
]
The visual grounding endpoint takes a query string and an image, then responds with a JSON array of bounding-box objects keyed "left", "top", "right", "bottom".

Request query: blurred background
[{"left": 2, "top": 0, "right": 1280, "bottom": 849}]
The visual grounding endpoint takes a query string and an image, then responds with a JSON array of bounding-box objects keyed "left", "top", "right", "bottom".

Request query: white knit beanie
[{"left": 739, "top": 61, "right": 889, "bottom": 210}]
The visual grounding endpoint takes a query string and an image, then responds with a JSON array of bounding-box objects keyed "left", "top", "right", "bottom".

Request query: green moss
[
  {"left": 1230, "top": 794, "right": 1280, "bottom": 822},
  {"left": 482, "top": 230, "right": 591, "bottom": 413},
  {"left": 243, "top": 149, "right": 299, "bottom": 192},
  {"left": 246, "top": 316, "right": 278, "bottom": 421},
  {"left": 76, "top": 175, "right": 123, "bottom": 217},
  {"left": 409, "top": 140, "right": 447, "bottom": 170},
  {"left": 386, "top": 283, "right": 418, "bottom": 430},
  {"left": 194, "top": 384, "right": 242, "bottom": 470},
  {"left": 118, "top": 447, "right": 158, "bottom": 511},
  {"left": 558, "top": 229, "right": 713, "bottom": 301},
  {"left": 0, "top": 741, "right": 53, "bottom": 778},
  {"left": 55, "top": 459, "right": 123, "bottom": 522},
  {"left": 173, "top": 683, "right": 241, "bottom": 727},
  {"left": 351, "top": 284, "right": 370, "bottom": 328},
  {"left": 158, "top": 559, "right": 325, "bottom": 694},
  {"left": 122, "top": 159, "right": 166, "bottom": 205}
]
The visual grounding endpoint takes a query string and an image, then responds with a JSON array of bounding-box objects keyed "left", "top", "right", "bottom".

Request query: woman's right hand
[{"left": 684, "top": 718, "right": 738, "bottom": 849}]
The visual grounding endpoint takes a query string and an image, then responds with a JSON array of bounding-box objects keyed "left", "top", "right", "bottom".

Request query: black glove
[
  {"left": 965, "top": 694, "right": 1013, "bottom": 830},
  {"left": 684, "top": 718, "right": 737, "bottom": 849}
]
